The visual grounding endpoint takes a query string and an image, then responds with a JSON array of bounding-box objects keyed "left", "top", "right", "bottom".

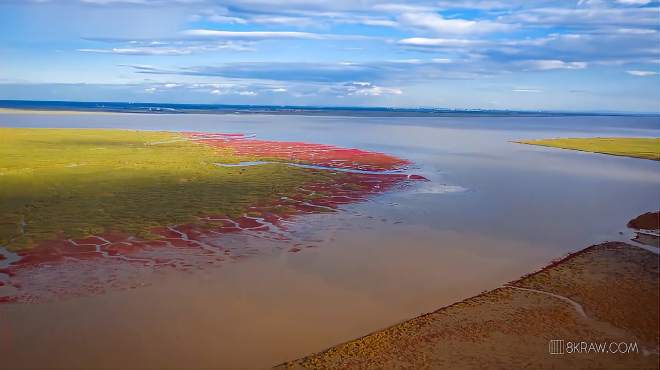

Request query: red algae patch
[
  {"left": 0, "top": 132, "right": 426, "bottom": 304},
  {"left": 183, "top": 132, "right": 411, "bottom": 171}
]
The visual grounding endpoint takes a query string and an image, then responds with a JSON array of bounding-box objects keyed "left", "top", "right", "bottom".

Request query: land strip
[
  {"left": 517, "top": 138, "right": 660, "bottom": 161},
  {"left": 281, "top": 215, "right": 660, "bottom": 369}
]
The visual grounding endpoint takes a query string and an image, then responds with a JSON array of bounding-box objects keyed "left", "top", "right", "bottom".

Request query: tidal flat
[
  {"left": 0, "top": 112, "right": 658, "bottom": 369},
  {"left": 0, "top": 128, "right": 422, "bottom": 303},
  {"left": 283, "top": 213, "right": 659, "bottom": 369}
]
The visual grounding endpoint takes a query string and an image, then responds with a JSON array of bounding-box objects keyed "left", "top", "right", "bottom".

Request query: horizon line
[{"left": 1, "top": 99, "right": 658, "bottom": 117}]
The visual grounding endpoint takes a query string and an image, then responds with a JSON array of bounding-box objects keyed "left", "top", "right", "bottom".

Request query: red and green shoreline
[{"left": 0, "top": 128, "right": 426, "bottom": 303}]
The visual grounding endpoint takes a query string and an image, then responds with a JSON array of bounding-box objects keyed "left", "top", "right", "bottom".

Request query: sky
[{"left": 0, "top": 0, "right": 659, "bottom": 112}]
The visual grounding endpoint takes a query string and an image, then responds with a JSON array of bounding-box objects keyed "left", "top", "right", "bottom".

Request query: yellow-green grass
[
  {"left": 517, "top": 137, "right": 660, "bottom": 161},
  {"left": 0, "top": 128, "right": 335, "bottom": 251}
]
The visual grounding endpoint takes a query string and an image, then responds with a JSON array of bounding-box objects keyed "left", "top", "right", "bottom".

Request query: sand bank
[{"left": 281, "top": 215, "right": 659, "bottom": 369}]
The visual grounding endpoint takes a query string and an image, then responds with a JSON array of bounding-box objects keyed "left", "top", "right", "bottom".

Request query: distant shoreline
[
  {"left": 517, "top": 138, "right": 660, "bottom": 161},
  {"left": 1, "top": 100, "right": 658, "bottom": 118},
  {"left": 0, "top": 108, "right": 111, "bottom": 115}
]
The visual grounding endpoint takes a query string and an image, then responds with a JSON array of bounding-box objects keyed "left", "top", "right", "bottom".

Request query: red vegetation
[
  {"left": 183, "top": 132, "right": 410, "bottom": 171},
  {"left": 0, "top": 132, "right": 426, "bottom": 303}
]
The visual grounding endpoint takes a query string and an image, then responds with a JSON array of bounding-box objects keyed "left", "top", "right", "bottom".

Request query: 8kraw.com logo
[
  {"left": 549, "top": 339, "right": 639, "bottom": 355},
  {"left": 549, "top": 340, "right": 564, "bottom": 355}
]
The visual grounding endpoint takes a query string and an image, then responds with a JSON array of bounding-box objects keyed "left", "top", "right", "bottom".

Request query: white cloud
[
  {"left": 80, "top": 47, "right": 192, "bottom": 55},
  {"left": 512, "top": 88, "right": 542, "bottom": 93},
  {"left": 80, "top": 0, "right": 151, "bottom": 4},
  {"left": 398, "top": 37, "right": 484, "bottom": 47},
  {"left": 617, "top": 28, "right": 657, "bottom": 35},
  {"left": 503, "top": 6, "right": 659, "bottom": 28},
  {"left": 79, "top": 41, "right": 252, "bottom": 55},
  {"left": 431, "top": 58, "right": 452, "bottom": 63},
  {"left": 344, "top": 81, "right": 402, "bottom": 96},
  {"left": 206, "top": 14, "right": 248, "bottom": 24},
  {"left": 181, "top": 29, "right": 332, "bottom": 40},
  {"left": 398, "top": 12, "right": 511, "bottom": 35},
  {"left": 616, "top": 0, "right": 651, "bottom": 4},
  {"left": 524, "top": 60, "right": 588, "bottom": 70},
  {"left": 372, "top": 4, "right": 436, "bottom": 13},
  {"left": 250, "top": 15, "right": 316, "bottom": 26},
  {"left": 355, "top": 18, "right": 398, "bottom": 27},
  {"left": 626, "top": 70, "right": 658, "bottom": 76}
]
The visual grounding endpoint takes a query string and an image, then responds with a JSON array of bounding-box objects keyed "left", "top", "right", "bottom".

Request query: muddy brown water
[{"left": 1, "top": 113, "right": 659, "bottom": 369}]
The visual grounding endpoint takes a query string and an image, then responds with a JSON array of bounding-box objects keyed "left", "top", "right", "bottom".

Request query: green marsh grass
[
  {"left": 0, "top": 128, "right": 334, "bottom": 251},
  {"left": 517, "top": 137, "right": 660, "bottom": 161}
]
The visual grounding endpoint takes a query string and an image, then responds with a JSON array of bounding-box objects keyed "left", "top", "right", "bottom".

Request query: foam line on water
[{"left": 214, "top": 161, "right": 415, "bottom": 175}]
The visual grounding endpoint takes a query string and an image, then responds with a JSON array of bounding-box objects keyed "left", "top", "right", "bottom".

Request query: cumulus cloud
[
  {"left": 331, "top": 82, "right": 403, "bottom": 97},
  {"left": 501, "top": 6, "right": 659, "bottom": 28},
  {"left": 137, "top": 82, "right": 267, "bottom": 97},
  {"left": 136, "top": 80, "right": 396, "bottom": 101},
  {"left": 353, "top": 86, "right": 401, "bottom": 96},
  {"left": 398, "top": 12, "right": 512, "bottom": 35},
  {"left": 4, "top": 0, "right": 660, "bottom": 111}
]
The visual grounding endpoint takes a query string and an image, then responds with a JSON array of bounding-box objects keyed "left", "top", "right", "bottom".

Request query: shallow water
[{"left": 1, "top": 113, "right": 659, "bottom": 368}]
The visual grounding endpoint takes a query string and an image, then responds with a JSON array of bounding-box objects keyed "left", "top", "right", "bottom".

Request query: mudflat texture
[
  {"left": 514, "top": 242, "right": 659, "bottom": 349},
  {"left": 628, "top": 211, "right": 659, "bottom": 248},
  {"left": 517, "top": 138, "right": 660, "bottom": 161},
  {"left": 281, "top": 242, "right": 659, "bottom": 369},
  {"left": 627, "top": 212, "right": 660, "bottom": 231}
]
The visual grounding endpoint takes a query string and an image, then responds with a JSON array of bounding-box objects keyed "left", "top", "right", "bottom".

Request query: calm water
[{"left": 1, "top": 113, "right": 659, "bottom": 368}]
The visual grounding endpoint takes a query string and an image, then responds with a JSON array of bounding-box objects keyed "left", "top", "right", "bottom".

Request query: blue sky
[{"left": 0, "top": 0, "right": 659, "bottom": 112}]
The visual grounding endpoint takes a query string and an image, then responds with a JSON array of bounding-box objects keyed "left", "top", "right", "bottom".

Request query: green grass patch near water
[
  {"left": 517, "top": 137, "right": 660, "bottom": 161},
  {"left": 0, "top": 128, "right": 332, "bottom": 251}
]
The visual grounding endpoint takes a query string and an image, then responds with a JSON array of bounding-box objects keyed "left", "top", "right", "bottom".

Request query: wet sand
[
  {"left": 282, "top": 220, "right": 659, "bottom": 369},
  {"left": 628, "top": 211, "right": 659, "bottom": 230},
  {"left": 628, "top": 212, "right": 659, "bottom": 248}
]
